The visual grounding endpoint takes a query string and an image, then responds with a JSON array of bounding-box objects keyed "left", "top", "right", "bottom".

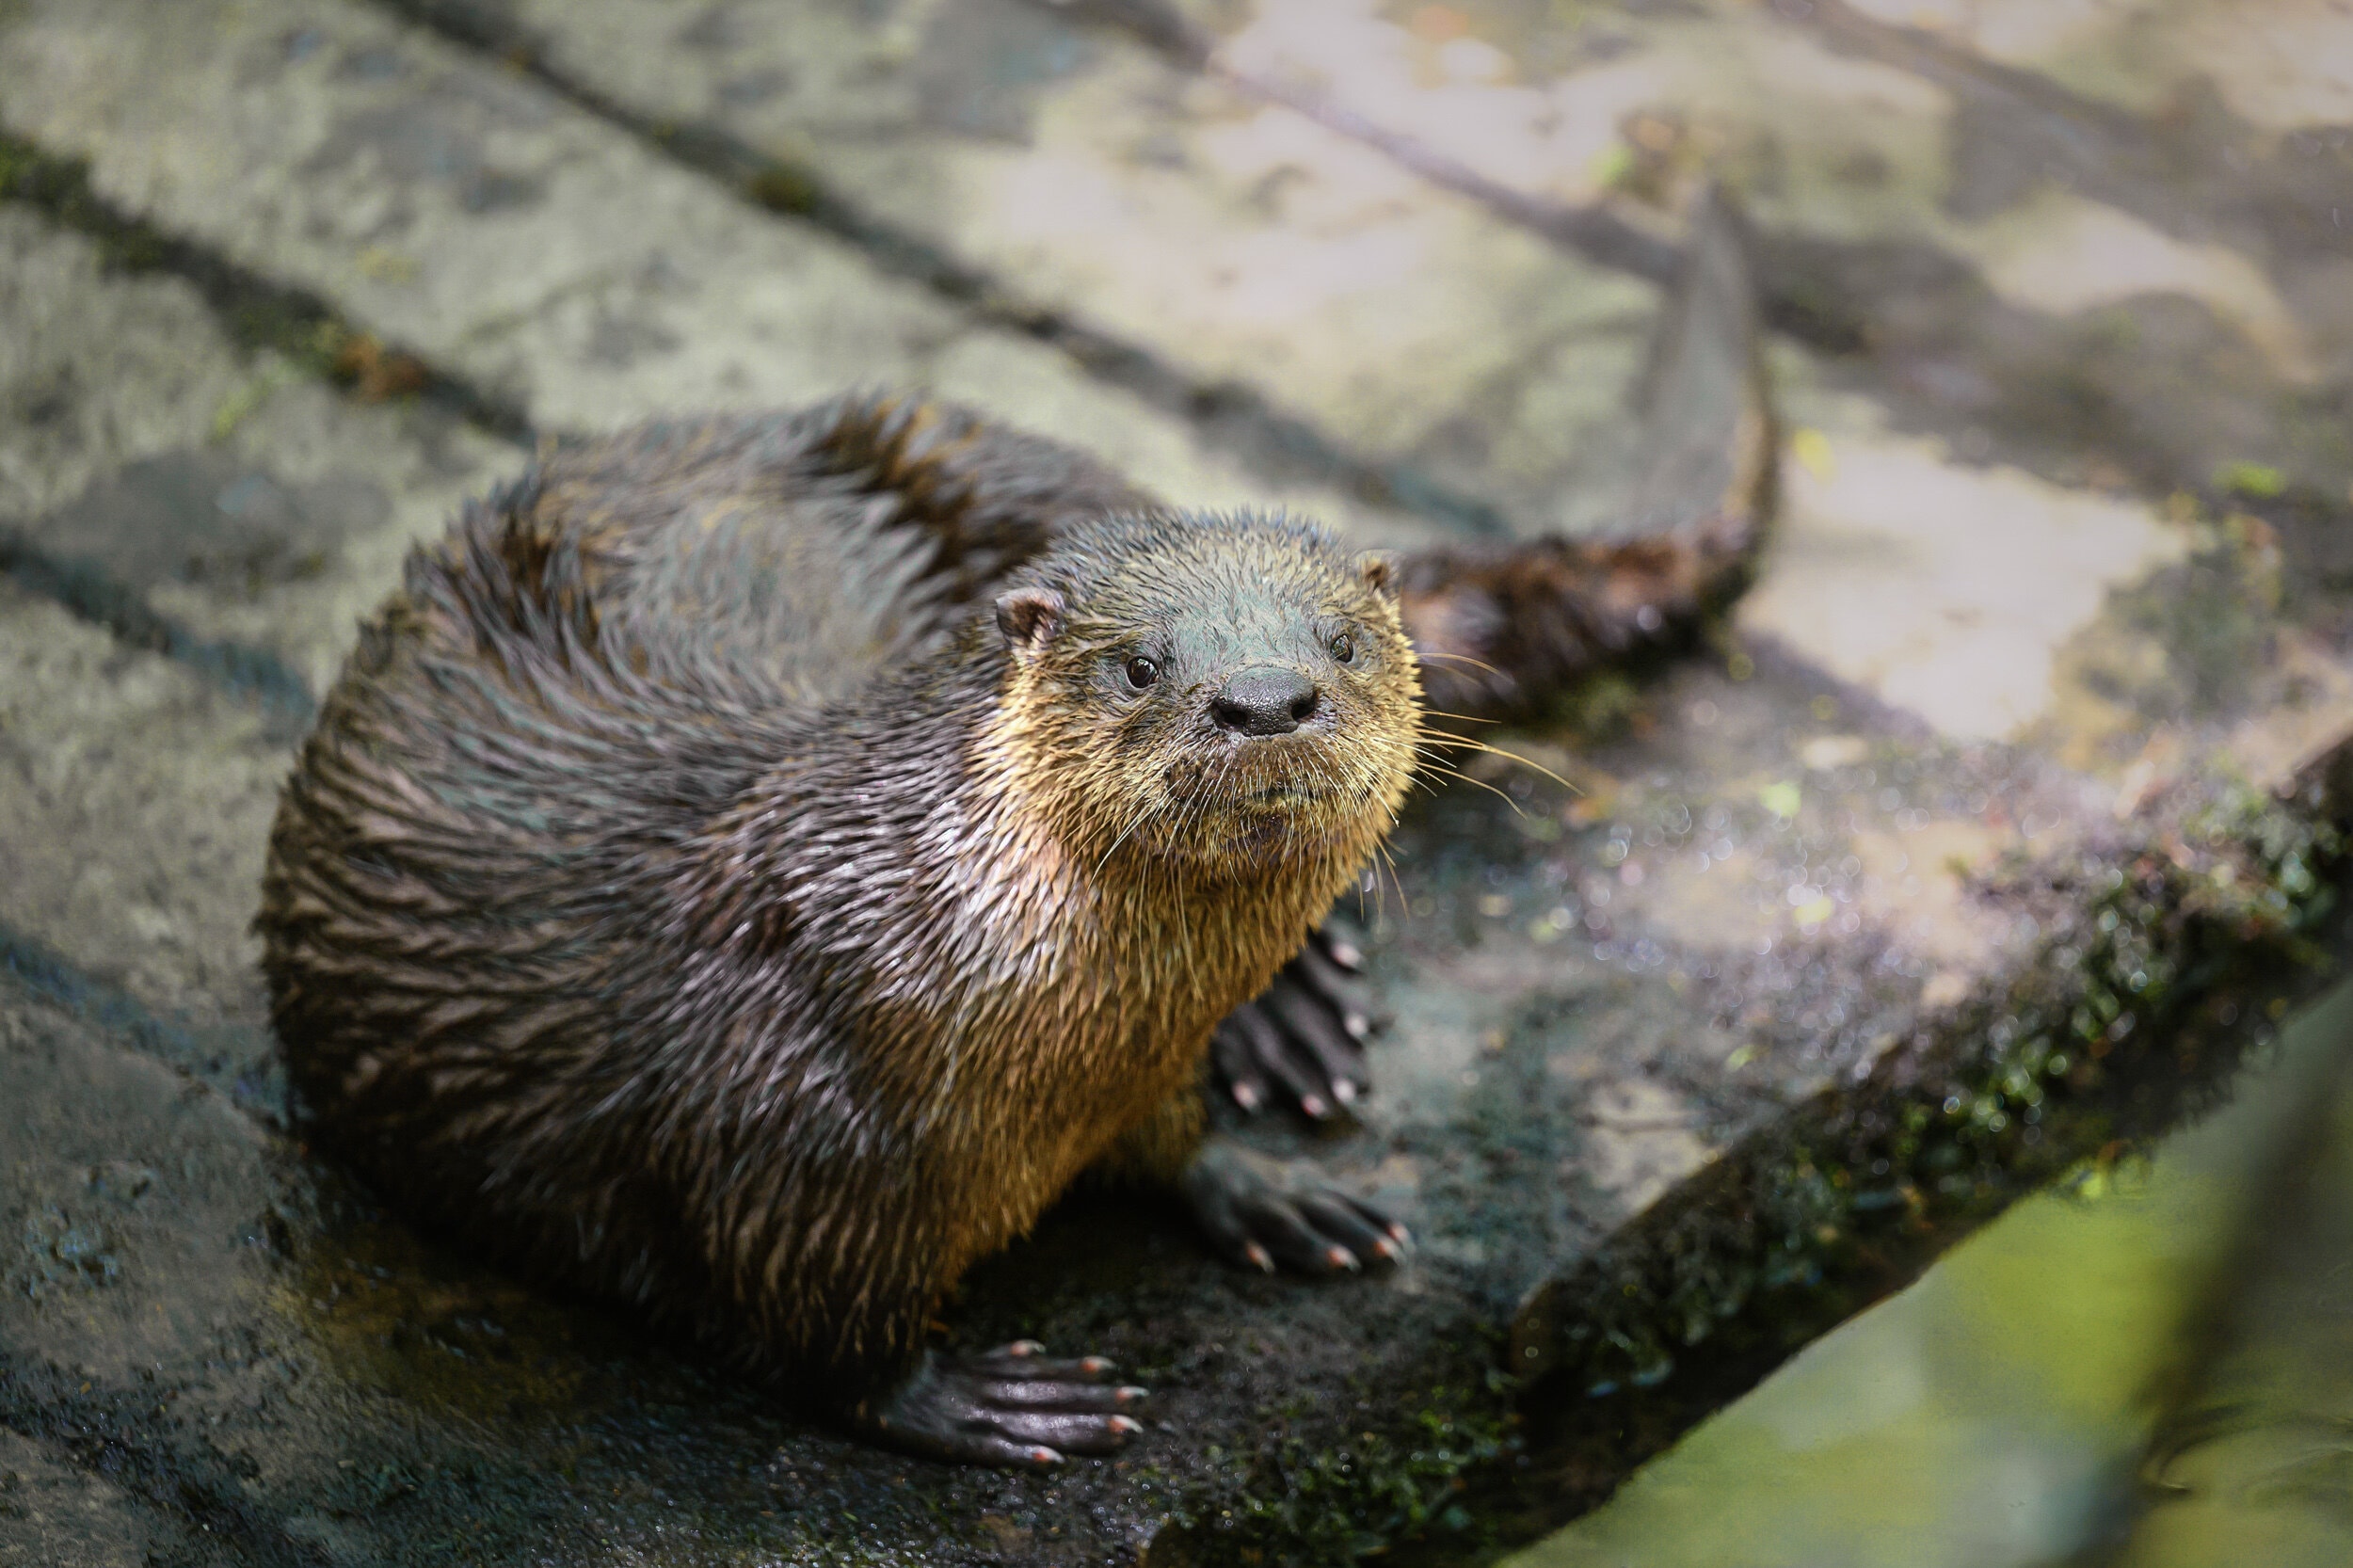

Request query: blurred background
[{"left": 1517, "top": 974, "right": 2353, "bottom": 1568}]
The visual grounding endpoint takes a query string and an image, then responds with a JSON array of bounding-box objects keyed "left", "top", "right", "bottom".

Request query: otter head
[{"left": 987, "top": 510, "right": 1419, "bottom": 882}]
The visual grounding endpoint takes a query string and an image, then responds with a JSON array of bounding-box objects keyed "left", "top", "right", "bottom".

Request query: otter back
[{"left": 257, "top": 395, "right": 1418, "bottom": 1391}]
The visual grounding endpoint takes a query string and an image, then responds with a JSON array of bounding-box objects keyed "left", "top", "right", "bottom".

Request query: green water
[{"left": 1508, "top": 980, "right": 2353, "bottom": 1568}]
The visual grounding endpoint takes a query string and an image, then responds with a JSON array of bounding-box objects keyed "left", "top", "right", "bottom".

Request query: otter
[{"left": 259, "top": 396, "right": 1426, "bottom": 1466}]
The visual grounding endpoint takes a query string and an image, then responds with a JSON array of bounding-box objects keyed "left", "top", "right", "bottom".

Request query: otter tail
[{"left": 1396, "top": 186, "right": 1777, "bottom": 724}]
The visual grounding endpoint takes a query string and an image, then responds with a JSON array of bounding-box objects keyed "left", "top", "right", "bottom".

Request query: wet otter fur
[{"left": 258, "top": 395, "right": 1421, "bottom": 1465}]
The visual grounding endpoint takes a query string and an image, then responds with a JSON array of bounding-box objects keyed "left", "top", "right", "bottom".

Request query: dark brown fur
[
  {"left": 1395, "top": 513, "right": 1759, "bottom": 722},
  {"left": 1399, "top": 183, "right": 1776, "bottom": 724},
  {"left": 258, "top": 395, "right": 1419, "bottom": 1397},
  {"left": 1396, "top": 410, "right": 1772, "bottom": 725}
]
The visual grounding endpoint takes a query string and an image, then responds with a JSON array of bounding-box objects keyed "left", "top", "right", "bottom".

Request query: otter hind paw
[
  {"left": 1212, "top": 922, "right": 1379, "bottom": 1120},
  {"left": 858, "top": 1343, "right": 1146, "bottom": 1468},
  {"left": 1183, "top": 1138, "right": 1410, "bottom": 1277}
]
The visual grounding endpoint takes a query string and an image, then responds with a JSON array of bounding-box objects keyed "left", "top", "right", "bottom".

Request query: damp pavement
[{"left": 4, "top": 2, "right": 2353, "bottom": 1564}]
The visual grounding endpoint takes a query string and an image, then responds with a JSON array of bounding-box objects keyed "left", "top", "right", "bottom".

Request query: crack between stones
[
  {"left": 0, "top": 1362, "right": 334, "bottom": 1568},
  {"left": 0, "top": 923, "right": 283, "bottom": 1121},
  {"left": 0, "top": 525, "right": 317, "bottom": 734},
  {"left": 0, "top": 130, "right": 533, "bottom": 447},
  {"left": 365, "top": 0, "right": 1519, "bottom": 539}
]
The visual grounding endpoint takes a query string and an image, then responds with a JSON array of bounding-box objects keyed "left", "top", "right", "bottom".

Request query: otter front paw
[
  {"left": 1182, "top": 1136, "right": 1409, "bottom": 1275},
  {"left": 1211, "top": 921, "right": 1378, "bottom": 1120},
  {"left": 855, "top": 1341, "right": 1146, "bottom": 1469}
]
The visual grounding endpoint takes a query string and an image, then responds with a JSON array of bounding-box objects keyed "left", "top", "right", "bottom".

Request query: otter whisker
[
  {"left": 1093, "top": 792, "right": 1166, "bottom": 877},
  {"left": 1412, "top": 732, "right": 1580, "bottom": 795},
  {"left": 1418, "top": 760, "right": 1530, "bottom": 819},
  {"left": 1175, "top": 748, "right": 1249, "bottom": 1006},
  {"left": 1371, "top": 839, "right": 1408, "bottom": 921},
  {"left": 1411, "top": 648, "right": 1506, "bottom": 678},
  {"left": 1157, "top": 747, "right": 1224, "bottom": 994}
]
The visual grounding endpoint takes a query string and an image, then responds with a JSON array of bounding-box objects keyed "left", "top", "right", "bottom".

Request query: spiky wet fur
[{"left": 258, "top": 396, "right": 1417, "bottom": 1399}]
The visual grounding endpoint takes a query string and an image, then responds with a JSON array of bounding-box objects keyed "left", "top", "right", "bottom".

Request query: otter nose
[{"left": 1210, "top": 665, "right": 1320, "bottom": 736}]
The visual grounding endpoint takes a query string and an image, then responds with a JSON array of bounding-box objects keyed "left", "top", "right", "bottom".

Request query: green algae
[
  {"left": 1150, "top": 1360, "right": 1517, "bottom": 1567},
  {"left": 1514, "top": 774, "right": 2348, "bottom": 1433}
]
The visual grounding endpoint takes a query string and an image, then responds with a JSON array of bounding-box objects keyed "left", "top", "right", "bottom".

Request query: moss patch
[
  {"left": 1147, "top": 1354, "right": 1517, "bottom": 1567},
  {"left": 1494, "top": 771, "right": 2348, "bottom": 1542}
]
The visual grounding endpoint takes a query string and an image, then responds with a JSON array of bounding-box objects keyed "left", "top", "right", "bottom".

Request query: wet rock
[
  {"left": 0, "top": 0, "right": 1401, "bottom": 539},
  {"left": 378, "top": 0, "right": 1661, "bottom": 541},
  {"left": 2, "top": 2, "right": 2352, "bottom": 1563}
]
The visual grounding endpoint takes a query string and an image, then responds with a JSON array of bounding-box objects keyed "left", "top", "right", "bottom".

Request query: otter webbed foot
[
  {"left": 1211, "top": 921, "right": 1378, "bottom": 1120},
  {"left": 855, "top": 1341, "right": 1146, "bottom": 1469},
  {"left": 1183, "top": 1136, "right": 1409, "bottom": 1275}
]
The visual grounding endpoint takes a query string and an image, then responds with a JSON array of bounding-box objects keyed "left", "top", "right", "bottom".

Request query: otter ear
[
  {"left": 1355, "top": 550, "right": 1398, "bottom": 597},
  {"left": 994, "top": 587, "right": 1065, "bottom": 657}
]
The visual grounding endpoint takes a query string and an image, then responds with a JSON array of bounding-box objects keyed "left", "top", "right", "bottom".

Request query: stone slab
[
  {"left": 384, "top": 0, "right": 1665, "bottom": 539},
  {"left": 0, "top": 205, "right": 517, "bottom": 699},
  {"left": 5, "top": 11, "right": 2353, "bottom": 1568},
  {"left": 1866, "top": 0, "right": 2353, "bottom": 133},
  {"left": 0, "top": 0, "right": 1421, "bottom": 551},
  {"left": 1147, "top": 0, "right": 2353, "bottom": 520}
]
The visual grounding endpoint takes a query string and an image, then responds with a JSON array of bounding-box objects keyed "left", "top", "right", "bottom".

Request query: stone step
[
  {"left": 0, "top": 0, "right": 1433, "bottom": 550},
  {"left": 7, "top": 11, "right": 2353, "bottom": 1564},
  {"left": 376, "top": 0, "right": 1666, "bottom": 540},
  {"left": 1138, "top": 0, "right": 2353, "bottom": 505},
  {"left": 0, "top": 205, "right": 517, "bottom": 1093}
]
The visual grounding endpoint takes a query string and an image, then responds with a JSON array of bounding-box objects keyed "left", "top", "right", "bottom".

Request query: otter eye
[
  {"left": 1329, "top": 633, "right": 1357, "bottom": 664},
  {"left": 1122, "top": 655, "right": 1160, "bottom": 691}
]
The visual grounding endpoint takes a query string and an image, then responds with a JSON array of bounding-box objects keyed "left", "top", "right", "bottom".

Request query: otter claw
[
  {"left": 851, "top": 1344, "right": 1144, "bottom": 1467},
  {"left": 1210, "top": 920, "right": 1382, "bottom": 1121},
  {"left": 1184, "top": 1137, "right": 1405, "bottom": 1280}
]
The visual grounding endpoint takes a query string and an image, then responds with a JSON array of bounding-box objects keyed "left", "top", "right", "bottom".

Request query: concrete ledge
[{"left": 6, "top": 3, "right": 2353, "bottom": 1564}]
